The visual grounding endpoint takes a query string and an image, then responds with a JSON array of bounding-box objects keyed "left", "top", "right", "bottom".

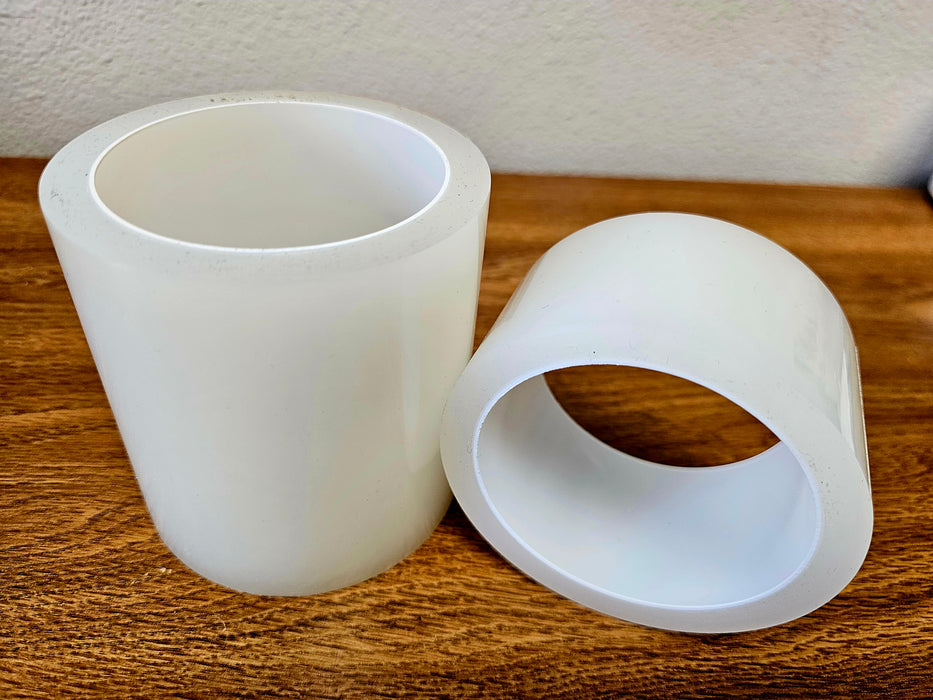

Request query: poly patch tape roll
[
  {"left": 40, "top": 92, "right": 490, "bottom": 595},
  {"left": 441, "top": 213, "right": 872, "bottom": 633}
]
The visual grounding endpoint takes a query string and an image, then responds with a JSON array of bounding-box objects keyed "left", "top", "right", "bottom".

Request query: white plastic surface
[
  {"left": 39, "top": 92, "right": 490, "bottom": 595},
  {"left": 441, "top": 214, "right": 873, "bottom": 633}
]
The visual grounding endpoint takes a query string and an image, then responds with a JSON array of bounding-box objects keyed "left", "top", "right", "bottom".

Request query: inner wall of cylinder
[
  {"left": 477, "top": 373, "right": 818, "bottom": 608},
  {"left": 93, "top": 102, "right": 447, "bottom": 248}
]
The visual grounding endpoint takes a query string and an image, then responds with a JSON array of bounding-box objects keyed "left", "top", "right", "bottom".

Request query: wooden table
[{"left": 3, "top": 157, "right": 932, "bottom": 697}]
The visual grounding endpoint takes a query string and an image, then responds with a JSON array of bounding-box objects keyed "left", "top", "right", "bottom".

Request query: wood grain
[{"left": 2, "top": 158, "right": 933, "bottom": 697}]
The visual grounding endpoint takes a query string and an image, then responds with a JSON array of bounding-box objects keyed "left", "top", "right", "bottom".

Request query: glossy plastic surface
[
  {"left": 39, "top": 92, "right": 490, "bottom": 595},
  {"left": 441, "top": 214, "right": 872, "bottom": 633}
]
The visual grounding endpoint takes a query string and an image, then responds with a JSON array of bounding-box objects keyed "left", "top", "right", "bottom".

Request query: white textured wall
[{"left": 2, "top": 0, "right": 932, "bottom": 185}]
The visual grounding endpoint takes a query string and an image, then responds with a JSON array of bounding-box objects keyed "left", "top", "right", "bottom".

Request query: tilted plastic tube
[{"left": 441, "top": 213, "right": 872, "bottom": 633}]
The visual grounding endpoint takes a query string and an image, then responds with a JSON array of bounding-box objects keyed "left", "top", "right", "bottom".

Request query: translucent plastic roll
[{"left": 442, "top": 213, "right": 872, "bottom": 633}]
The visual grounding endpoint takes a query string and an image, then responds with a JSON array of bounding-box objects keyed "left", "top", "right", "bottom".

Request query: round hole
[
  {"left": 545, "top": 365, "right": 779, "bottom": 467},
  {"left": 476, "top": 371, "right": 817, "bottom": 608},
  {"left": 93, "top": 102, "right": 447, "bottom": 249}
]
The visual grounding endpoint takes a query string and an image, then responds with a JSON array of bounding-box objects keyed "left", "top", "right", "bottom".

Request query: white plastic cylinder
[
  {"left": 39, "top": 93, "right": 490, "bottom": 595},
  {"left": 441, "top": 213, "right": 872, "bottom": 632}
]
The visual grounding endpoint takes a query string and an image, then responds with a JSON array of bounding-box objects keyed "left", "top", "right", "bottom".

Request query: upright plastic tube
[{"left": 39, "top": 93, "right": 490, "bottom": 595}]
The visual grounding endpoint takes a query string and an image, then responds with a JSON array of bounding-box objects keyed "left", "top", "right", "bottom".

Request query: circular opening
[
  {"left": 545, "top": 365, "right": 779, "bottom": 467},
  {"left": 477, "top": 370, "right": 817, "bottom": 608},
  {"left": 93, "top": 102, "right": 448, "bottom": 249}
]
